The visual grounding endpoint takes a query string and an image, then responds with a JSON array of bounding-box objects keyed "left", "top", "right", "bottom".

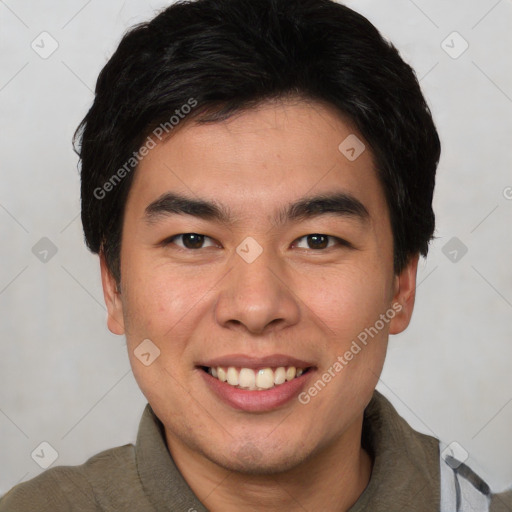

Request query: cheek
[
  {"left": 121, "top": 261, "right": 216, "bottom": 347},
  {"left": 303, "top": 263, "right": 392, "bottom": 340},
  {"left": 120, "top": 265, "right": 208, "bottom": 407}
]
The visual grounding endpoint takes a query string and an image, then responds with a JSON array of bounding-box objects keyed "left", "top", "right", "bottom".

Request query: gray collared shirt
[{"left": 1, "top": 390, "right": 510, "bottom": 511}]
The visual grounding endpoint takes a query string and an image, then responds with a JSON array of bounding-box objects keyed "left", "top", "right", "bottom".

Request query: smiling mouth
[{"left": 199, "top": 366, "right": 312, "bottom": 391}]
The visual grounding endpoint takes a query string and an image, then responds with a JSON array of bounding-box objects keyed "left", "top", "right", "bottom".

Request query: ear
[
  {"left": 388, "top": 254, "right": 419, "bottom": 335},
  {"left": 99, "top": 251, "right": 125, "bottom": 335}
]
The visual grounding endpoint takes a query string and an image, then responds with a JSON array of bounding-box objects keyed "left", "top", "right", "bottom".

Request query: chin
[{"left": 207, "top": 441, "right": 311, "bottom": 475}]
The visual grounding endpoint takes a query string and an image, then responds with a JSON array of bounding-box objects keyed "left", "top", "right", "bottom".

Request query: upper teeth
[{"left": 208, "top": 366, "right": 305, "bottom": 390}]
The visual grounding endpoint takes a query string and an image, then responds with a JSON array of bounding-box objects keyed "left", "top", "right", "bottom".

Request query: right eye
[{"left": 162, "top": 233, "right": 219, "bottom": 250}]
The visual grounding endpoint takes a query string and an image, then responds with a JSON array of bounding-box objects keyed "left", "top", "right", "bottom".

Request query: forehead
[{"left": 126, "top": 98, "right": 388, "bottom": 225}]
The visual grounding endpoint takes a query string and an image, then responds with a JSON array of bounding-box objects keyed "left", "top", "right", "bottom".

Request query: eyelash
[{"left": 161, "top": 233, "right": 352, "bottom": 251}]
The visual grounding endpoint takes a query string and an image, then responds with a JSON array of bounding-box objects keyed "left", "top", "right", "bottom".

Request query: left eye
[{"left": 293, "top": 234, "right": 345, "bottom": 250}]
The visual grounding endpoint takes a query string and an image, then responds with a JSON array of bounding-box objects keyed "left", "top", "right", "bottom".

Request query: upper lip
[{"left": 198, "top": 354, "right": 315, "bottom": 369}]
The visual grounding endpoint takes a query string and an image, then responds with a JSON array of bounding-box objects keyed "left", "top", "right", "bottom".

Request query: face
[{"left": 101, "top": 98, "right": 418, "bottom": 474}]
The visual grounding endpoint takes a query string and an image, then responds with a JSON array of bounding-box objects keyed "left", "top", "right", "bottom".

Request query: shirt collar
[
  {"left": 135, "top": 389, "right": 440, "bottom": 511},
  {"left": 135, "top": 405, "right": 208, "bottom": 512},
  {"left": 349, "top": 389, "right": 440, "bottom": 511}
]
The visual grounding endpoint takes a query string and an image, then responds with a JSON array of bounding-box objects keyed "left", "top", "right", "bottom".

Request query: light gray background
[{"left": 1, "top": 0, "right": 511, "bottom": 496}]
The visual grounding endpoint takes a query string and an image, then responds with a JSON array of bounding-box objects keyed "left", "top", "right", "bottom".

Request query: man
[{"left": 1, "top": 0, "right": 510, "bottom": 510}]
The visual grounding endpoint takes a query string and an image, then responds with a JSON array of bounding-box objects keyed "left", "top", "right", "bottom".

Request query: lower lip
[{"left": 198, "top": 368, "right": 314, "bottom": 412}]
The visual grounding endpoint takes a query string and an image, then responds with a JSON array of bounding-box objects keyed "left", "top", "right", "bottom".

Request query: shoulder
[
  {"left": 0, "top": 444, "right": 151, "bottom": 512},
  {"left": 490, "top": 488, "right": 512, "bottom": 512},
  {"left": 440, "top": 450, "right": 512, "bottom": 512}
]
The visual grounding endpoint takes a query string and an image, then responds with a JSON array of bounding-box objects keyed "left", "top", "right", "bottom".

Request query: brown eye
[
  {"left": 181, "top": 233, "right": 205, "bottom": 249},
  {"left": 294, "top": 234, "right": 338, "bottom": 250},
  {"left": 165, "top": 233, "right": 217, "bottom": 250},
  {"left": 306, "top": 234, "right": 329, "bottom": 249}
]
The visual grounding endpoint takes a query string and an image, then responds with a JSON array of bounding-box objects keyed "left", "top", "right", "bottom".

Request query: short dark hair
[{"left": 75, "top": 0, "right": 440, "bottom": 284}]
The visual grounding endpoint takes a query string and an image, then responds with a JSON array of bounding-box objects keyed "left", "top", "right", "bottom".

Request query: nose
[{"left": 214, "top": 245, "right": 301, "bottom": 336}]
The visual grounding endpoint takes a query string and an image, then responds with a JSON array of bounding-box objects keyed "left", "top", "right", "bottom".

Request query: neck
[{"left": 166, "top": 415, "right": 373, "bottom": 512}]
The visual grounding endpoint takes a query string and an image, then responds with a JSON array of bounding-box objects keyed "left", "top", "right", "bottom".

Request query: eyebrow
[{"left": 144, "top": 191, "right": 369, "bottom": 227}]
